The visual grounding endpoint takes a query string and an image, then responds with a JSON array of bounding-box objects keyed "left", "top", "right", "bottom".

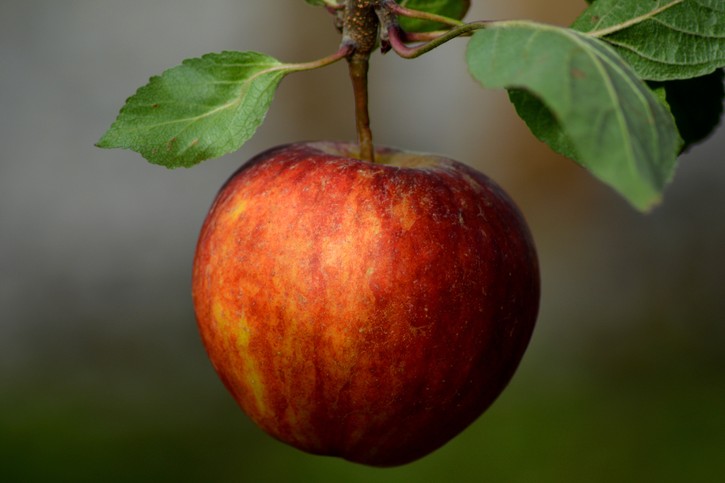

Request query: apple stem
[
  {"left": 347, "top": 54, "right": 375, "bottom": 163},
  {"left": 341, "top": 0, "right": 379, "bottom": 163}
]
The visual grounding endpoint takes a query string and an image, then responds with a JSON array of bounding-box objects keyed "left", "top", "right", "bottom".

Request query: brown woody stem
[
  {"left": 342, "top": 0, "right": 379, "bottom": 163},
  {"left": 348, "top": 55, "right": 375, "bottom": 163},
  {"left": 336, "top": 0, "right": 483, "bottom": 162}
]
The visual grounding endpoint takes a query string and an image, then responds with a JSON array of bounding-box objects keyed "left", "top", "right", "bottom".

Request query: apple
[{"left": 191, "top": 141, "right": 539, "bottom": 466}]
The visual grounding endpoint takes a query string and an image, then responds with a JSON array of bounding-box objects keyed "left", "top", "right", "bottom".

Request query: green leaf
[
  {"left": 97, "top": 51, "right": 294, "bottom": 168},
  {"left": 397, "top": 0, "right": 470, "bottom": 33},
  {"left": 466, "top": 21, "right": 682, "bottom": 211},
  {"left": 507, "top": 90, "right": 579, "bottom": 161},
  {"left": 572, "top": 0, "right": 725, "bottom": 81},
  {"left": 305, "top": 0, "right": 333, "bottom": 6},
  {"left": 649, "top": 68, "right": 725, "bottom": 150}
]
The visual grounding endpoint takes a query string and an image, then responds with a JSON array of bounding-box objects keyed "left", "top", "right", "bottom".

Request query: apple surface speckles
[{"left": 192, "top": 141, "right": 539, "bottom": 466}]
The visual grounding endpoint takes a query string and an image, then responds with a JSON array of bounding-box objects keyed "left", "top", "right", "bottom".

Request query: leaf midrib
[
  {"left": 588, "top": 0, "right": 685, "bottom": 38},
  {"left": 565, "top": 31, "right": 642, "bottom": 178},
  {"left": 505, "top": 22, "right": 662, "bottom": 186},
  {"left": 125, "top": 63, "right": 290, "bottom": 134}
]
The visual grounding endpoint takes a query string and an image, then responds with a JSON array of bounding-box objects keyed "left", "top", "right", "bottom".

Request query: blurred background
[{"left": 2, "top": 1, "right": 724, "bottom": 481}]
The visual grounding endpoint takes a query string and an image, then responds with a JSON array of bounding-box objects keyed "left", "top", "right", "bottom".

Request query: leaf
[
  {"left": 466, "top": 21, "right": 682, "bottom": 211},
  {"left": 97, "top": 51, "right": 294, "bottom": 168},
  {"left": 397, "top": 0, "right": 470, "bottom": 33},
  {"left": 305, "top": 0, "right": 332, "bottom": 6},
  {"left": 507, "top": 90, "right": 579, "bottom": 161},
  {"left": 572, "top": 0, "right": 725, "bottom": 81},
  {"left": 649, "top": 68, "right": 725, "bottom": 150}
]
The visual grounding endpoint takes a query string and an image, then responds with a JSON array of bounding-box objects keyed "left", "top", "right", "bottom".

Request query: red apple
[{"left": 191, "top": 141, "right": 539, "bottom": 466}]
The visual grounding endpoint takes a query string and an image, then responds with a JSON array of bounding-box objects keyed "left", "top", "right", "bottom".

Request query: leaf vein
[{"left": 588, "top": 0, "right": 685, "bottom": 38}]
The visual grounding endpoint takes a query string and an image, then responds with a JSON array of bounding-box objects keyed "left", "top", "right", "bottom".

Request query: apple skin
[{"left": 191, "top": 141, "right": 539, "bottom": 466}]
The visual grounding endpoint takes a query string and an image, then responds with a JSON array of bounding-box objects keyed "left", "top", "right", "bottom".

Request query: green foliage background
[{"left": 2, "top": 1, "right": 724, "bottom": 481}]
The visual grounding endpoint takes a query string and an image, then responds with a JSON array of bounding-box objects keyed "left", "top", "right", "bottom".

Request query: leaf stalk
[
  {"left": 387, "top": 20, "right": 490, "bottom": 59},
  {"left": 288, "top": 43, "right": 353, "bottom": 72}
]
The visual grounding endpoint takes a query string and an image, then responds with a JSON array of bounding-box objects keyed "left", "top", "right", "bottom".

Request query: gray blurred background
[{"left": 2, "top": 1, "right": 724, "bottom": 481}]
